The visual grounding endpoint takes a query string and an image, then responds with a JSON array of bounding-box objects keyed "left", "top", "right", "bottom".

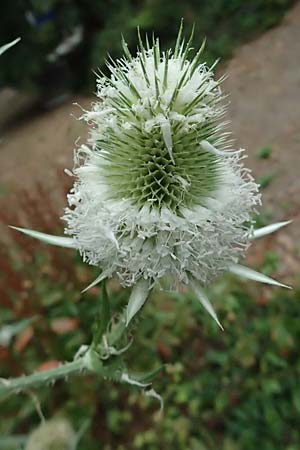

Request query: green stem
[
  {"left": 0, "top": 298, "right": 130, "bottom": 399},
  {"left": 0, "top": 358, "right": 86, "bottom": 399}
]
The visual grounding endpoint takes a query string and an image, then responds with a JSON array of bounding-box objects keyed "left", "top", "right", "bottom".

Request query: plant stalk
[{"left": 0, "top": 358, "right": 86, "bottom": 399}]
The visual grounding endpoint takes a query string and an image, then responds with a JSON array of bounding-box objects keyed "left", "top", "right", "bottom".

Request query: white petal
[
  {"left": 228, "top": 263, "right": 291, "bottom": 289},
  {"left": 10, "top": 226, "right": 76, "bottom": 248},
  {"left": 251, "top": 220, "right": 292, "bottom": 239},
  {"left": 126, "top": 278, "right": 150, "bottom": 326},
  {"left": 81, "top": 270, "right": 110, "bottom": 293},
  {"left": 0, "top": 38, "right": 21, "bottom": 56},
  {"left": 190, "top": 280, "right": 224, "bottom": 330}
]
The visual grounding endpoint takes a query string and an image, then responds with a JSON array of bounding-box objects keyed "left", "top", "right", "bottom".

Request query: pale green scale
[{"left": 102, "top": 124, "right": 220, "bottom": 211}]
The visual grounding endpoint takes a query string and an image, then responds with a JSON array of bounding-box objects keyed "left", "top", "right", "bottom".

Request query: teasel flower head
[{"left": 12, "top": 25, "right": 291, "bottom": 327}]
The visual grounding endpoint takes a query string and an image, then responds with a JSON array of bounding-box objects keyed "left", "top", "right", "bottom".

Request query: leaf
[
  {"left": 144, "top": 387, "right": 164, "bottom": 414},
  {"left": 228, "top": 264, "right": 291, "bottom": 289},
  {"left": 10, "top": 226, "right": 76, "bottom": 248},
  {"left": 190, "top": 280, "right": 224, "bottom": 330},
  {"left": 251, "top": 220, "right": 292, "bottom": 239},
  {"left": 107, "top": 316, "right": 126, "bottom": 346},
  {"left": 128, "top": 365, "right": 165, "bottom": 383},
  {"left": 126, "top": 278, "right": 150, "bottom": 326},
  {"left": 120, "top": 371, "right": 149, "bottom": 387},
  {"left": 0, "top": 37, "right": 21, "bottom": 56}
]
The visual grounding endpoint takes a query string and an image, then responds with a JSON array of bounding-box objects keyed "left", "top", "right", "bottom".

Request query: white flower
[{"left": 12, "top": 26, "right": 291, "bottom": 328}]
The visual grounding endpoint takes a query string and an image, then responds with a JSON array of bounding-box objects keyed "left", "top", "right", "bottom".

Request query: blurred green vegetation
[
  {"left": 0, "top": 185, "right": 299, "bottom": 449},
  {"left": 256, "top": 147, "right": 273, "bottom": 159},
  {"left": 0, "top": 0, "right": 296, "bottom": 93}
]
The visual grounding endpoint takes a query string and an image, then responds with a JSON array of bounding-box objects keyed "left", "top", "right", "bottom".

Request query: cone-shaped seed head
[{"left": 63, "top": 26, "right": 261, "bottom": 287}]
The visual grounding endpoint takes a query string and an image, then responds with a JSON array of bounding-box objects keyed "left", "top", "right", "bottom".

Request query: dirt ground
[
  {"left": 0, "top": 3, "right": 299, "bottom": 279},
  {"left": 224, "top": 1, "right": 300, "bottom": 223}
]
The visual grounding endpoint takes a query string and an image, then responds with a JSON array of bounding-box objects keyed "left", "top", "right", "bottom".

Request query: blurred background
[{"left": 0, "top": 1, "right": 300, "bottom": 449}]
